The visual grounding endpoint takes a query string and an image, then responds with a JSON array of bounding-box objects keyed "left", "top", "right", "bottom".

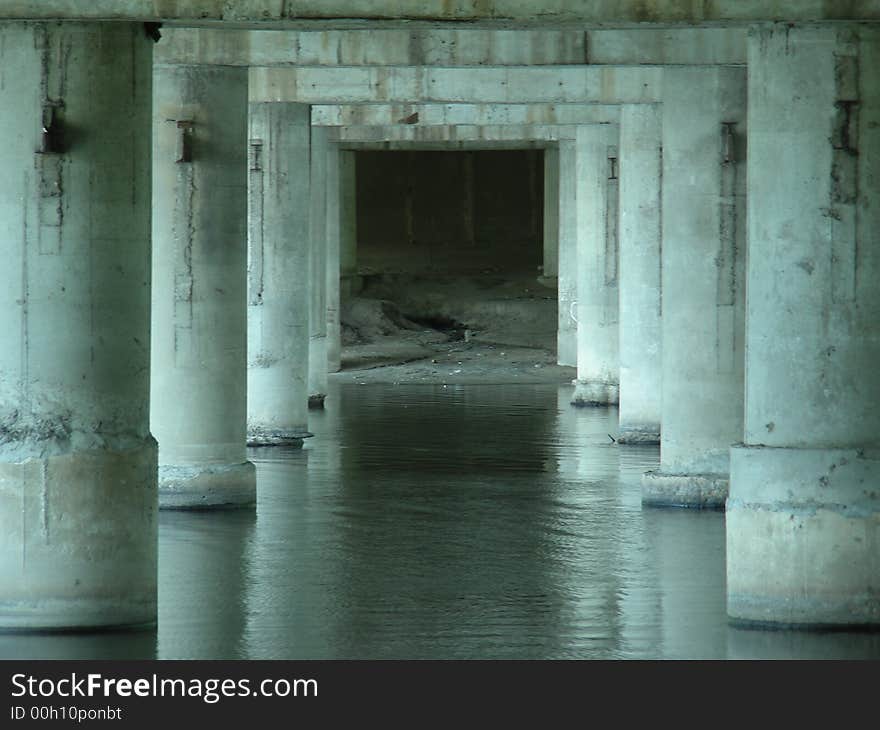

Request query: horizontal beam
[
  {"left": 153, "top": 26, "right": 745, "bottom": 66},
  {"left": 310, "top": 103, "right": 625, "bottom": 126},
  {"left": 333, "top": 123, "right": 606, "bottom": 145},
  {"left": 1, "top": 2, "right": 879, "bottom": 25},
  {"left": 155, "top": 27, "right": 587, "bottom": 66},
  {"left": 587, "top": 27, "right": 746, "bottom": 64},
  {"left": 249, "top": 65, "right": 664, "bottom": 103},
  {"left": 337, "top": 140, "right": 554, "bottom": 150}
]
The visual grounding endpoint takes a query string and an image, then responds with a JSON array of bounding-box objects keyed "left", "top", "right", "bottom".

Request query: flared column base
[
  {"left": 727, "top": 445, "right": 880, "bottom": 628},
  {"left": 641, "top": 470, "right": 728, "bottom": 509},
  {"left": 159, "top": 461, "right": 256, "bottom": 509},
  {"left": 571, "top": 378, "right": 619, "bottom": 407},
  {"left": 0, "top": 439, "right": 157, "bottom": 630},
  {"left": 617, "top": 425, "right": 661, "bottom": 445},
  {"left": 246, "top": 427, "right": 312, "bottom": 448}
]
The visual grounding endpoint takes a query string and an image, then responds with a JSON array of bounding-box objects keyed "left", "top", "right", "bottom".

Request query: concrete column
[
  {"left": 728, "top": 25, "right": 880, "bottom": 628},
  {"left": 151, "top": 64, "right": 255, "bottom": 508},
  {"left": 642, "top": 67, "right": 746, "bottom": 508},
  {"left": 308, "top": 127, "right": 329, "bottom": 407},
  {"left": 572, "top": 124, "right": 620, "bottom": 406},
  {"left": 0, "top": 22, "right": 156, "bottom": 629},
  {"left": 556, "top": 139, "right": 577, "bottom": 367},
  {"left": 328, "top": 148, "right": 355, "bottom": 374},
  {"left": 541, "top": 145, "right": 560, "bottom": 282},
  {"left": 617, "top": 105, "right": 662, "bottom": 444},
  {"left": 247, "top": 102, "right": 312, "bottom": 447}
]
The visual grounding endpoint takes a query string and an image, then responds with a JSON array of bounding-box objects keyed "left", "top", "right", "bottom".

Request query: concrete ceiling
[{"left": 1, "top": 1, "right": 879, "bottom": 26}]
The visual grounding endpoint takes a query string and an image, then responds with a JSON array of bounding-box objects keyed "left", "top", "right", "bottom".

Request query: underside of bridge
[{"left": 0, "top": 1, "right": 878, "bottom": 643}]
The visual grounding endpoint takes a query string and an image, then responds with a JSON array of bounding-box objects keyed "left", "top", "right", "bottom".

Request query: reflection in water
[
  {"left": 0, "top": 631, "right": 156, "bottom": 661},
  {"left": 158, "top": 510, "right": 256, "bottom": 659},
  {"left": 1, "top": 382, "right": 878, "bottom": 659}
]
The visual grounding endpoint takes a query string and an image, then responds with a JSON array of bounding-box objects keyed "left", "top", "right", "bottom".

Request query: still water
[{"left": 2, "top": 383, "right": 878, "bottom": 660}]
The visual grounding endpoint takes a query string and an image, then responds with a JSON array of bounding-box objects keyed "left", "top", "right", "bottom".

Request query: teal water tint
[{"left": 1, "top": 383, "right": 878, "bottom": 659}]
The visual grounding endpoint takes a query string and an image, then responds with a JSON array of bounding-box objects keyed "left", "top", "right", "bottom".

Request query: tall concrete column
[
  {"left": 327, "top": 147, "right": 356, "bottom": 375},
  {"left": 728, "top": 25, "right": 880, "bottom": 628},
  {"left": 247, "top": 102, "right": 312, "bottom": 447},
  {"left": 0, "top": 22, "right": 156, "bottom": 629},
  {"left": 617, "top": 105, "right": 662, "bottom": 444},
  {"left": 642, "top": 68, "right": 746, "bottom": 507},
  {"left": 152, "top": 64, "right": 255, "bottom": 508},
  {"left": 572, "top": 124, "right": 620, "bottom": 406},
  {"left": 541, "top": 145, "right": 560, "bottom": 282},
  {"left": 556, "top": 139, "right": 577, "bottom": 367},
  {"left": 308, "top": 127, "right": 329, "bottom": 407}
]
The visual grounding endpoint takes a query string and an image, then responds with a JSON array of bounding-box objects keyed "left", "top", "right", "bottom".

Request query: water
[{"left": 2, "top": 383, "right": 878, "bottom": 660}]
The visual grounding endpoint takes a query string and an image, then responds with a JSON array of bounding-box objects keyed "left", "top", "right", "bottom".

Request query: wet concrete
[{"left": 2, "top": 382, "right": 878, "bottom": 659}]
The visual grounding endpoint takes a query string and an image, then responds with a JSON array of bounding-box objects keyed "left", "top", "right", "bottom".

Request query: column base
[
  {"left": 727, "top": 445, "right": 880, "bottom": 628},
  {"left": 246, "top": 427, "right": 312, "bottom": 448},
  {"left": 0, "top": 439, "right": 157, "bottom": 631},
  {"left": 308, "top": 393, "right": 326, "bottom": 410},
  {"left": 571, "top": 379, "right": 619, "bottom": 407},
  {"left": 159, "top": 462, "right": 256, "bottom": 509},
  {"left": 641, "top": 470, "right": 728, "bottom": 509},
  {"left": 617, "top": 425, "right": 660, "bottom": 445}
]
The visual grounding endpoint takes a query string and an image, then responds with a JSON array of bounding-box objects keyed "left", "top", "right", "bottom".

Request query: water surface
[{"left": 2, "top": 383, "right": 878, "bottom": 660}]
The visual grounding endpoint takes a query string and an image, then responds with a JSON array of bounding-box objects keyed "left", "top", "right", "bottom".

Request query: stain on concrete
[{"left": 796, "top": 258, "right": 815, "bottom": 275}]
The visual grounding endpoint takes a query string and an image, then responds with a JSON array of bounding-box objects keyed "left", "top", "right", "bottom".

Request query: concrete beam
[
  {"left": 2, "top": 2, "right": 880, "bottom": 25},
  {"left": 333, "top": 124, "right": 581, "bottom": 146},
  {"left": 155, "top": 27, "right": 746, "bottom": 66},
  {"left": 337, "top": 140, "right": 552, "bottom": 151},
  {"left": 155, "top": 27, "right": 587, "bottom": 66},
  {"left": 586, "top": 27, "right": 746, "bottom": 64},
  {"left": 249, "top": 65, "right": 664, "bottom": 104},
  {"left": 311, "top": 103, "right": 620, "bottom": 127}
]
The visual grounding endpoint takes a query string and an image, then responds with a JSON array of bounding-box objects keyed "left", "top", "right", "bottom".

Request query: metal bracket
[
  {"left": 722, "top": 122, "right": 737, "bottom": 164},
  {"left": 38, "top": 102, "right": 65, "bottom": 155},
  {"left": 175, "top": 120, "right": 194, "bottom": 163}
]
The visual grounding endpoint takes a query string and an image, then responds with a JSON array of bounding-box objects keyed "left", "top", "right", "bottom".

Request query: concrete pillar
[
  {"left": 247, "top": 102, "right": 312, "bottom": 447},
  {"left": 642, "top": 67, "right": 746, "bottom": 508},
  {"left": 328, "top": 148, "right": 355, "bottom": 374},
  {"left": 617, "top": 105, "right": 662, "bottom": 444},
  {"left": 572, "top": 124, "right": 620, "bottom": 406},
  {"left": 556, "top": 139, "right": 577, "bottom": 367},
  {"left": 541, "top": 146, "right": 560, "bottom": 282},
  {"left": 308, "top": 127, "right": 329, "bottom": 407},
  {"left": 0, "top": 22, "right": 156, "bottom": 629},
  {"left": 727, "top": 25, "right": 880, "bottom": 628},
  {"left": 151, "top": 64, "right": 255, "bottom": 508}
]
